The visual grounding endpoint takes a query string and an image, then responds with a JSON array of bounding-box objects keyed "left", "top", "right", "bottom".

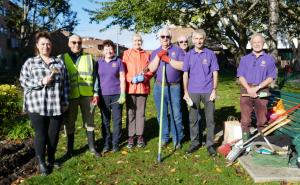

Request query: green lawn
[{"left": 23, "top": 69, "right": 294, "bottom": 185}]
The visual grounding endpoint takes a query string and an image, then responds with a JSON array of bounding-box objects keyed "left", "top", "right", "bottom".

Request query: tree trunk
[{"left": 268, "top": 0, "right": 279, "bottom": 61}]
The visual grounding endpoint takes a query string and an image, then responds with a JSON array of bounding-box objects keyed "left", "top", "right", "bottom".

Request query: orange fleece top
[{"left": 122, "top": 49, "right": 153, "bottom": 94}]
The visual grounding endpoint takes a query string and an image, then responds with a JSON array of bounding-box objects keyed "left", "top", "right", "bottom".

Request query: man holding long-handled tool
[
  {"left": 183, "top": 29, "right": 219, "bottom": 156},
  {"left": 237, "top": 33, "right": 277, "bottom": 142},
  {"left": 148, "top": 28, "right": 185, "bottom": 162}
]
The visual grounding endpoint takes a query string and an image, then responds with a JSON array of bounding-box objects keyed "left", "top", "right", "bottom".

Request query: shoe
[
  {"left": 87, "top": 131, "right": 100, "bottom": 157},
  {"left": 175, "top": 143, "right": 182, "bottom": 150},
  {"left": 112, "top": 145, "right": 120, "bottom": 153},
  {"left": 47, "top": 154, "right": 60, "bottom": 170},
  {"left": 207, "top": 146, "right": 217, "bottom": 157},
  {"left": 64, "top": 133, "right": 74, "bottom": 159},
  {"left": 127, "top": 136, "right": 134, "bottom": 149},
  {"left": 36, "top": 156, "right": 49, "bottom": 176},
  {"left": 186, "top": 145, "right": 200, "bottom": 154},
  {"left": 102, "top": 146, "right": 110, "bottom": 153},
  {"left": 137, "top": 135, "right": 145, "bottom": 148}
]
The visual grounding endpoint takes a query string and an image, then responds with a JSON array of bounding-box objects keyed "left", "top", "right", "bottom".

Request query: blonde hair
[{"left": 133, "top": 33, "right": 143, "bottom": 42}]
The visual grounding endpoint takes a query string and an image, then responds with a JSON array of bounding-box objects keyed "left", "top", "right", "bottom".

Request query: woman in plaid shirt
[{"left": 19, "top": 31, "right": 69, "bottom": 176}]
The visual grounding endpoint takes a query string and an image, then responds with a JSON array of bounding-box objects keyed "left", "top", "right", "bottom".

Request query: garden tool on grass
[
  {"left": 157, "top": 63, "right": 166, "bottom": 163},
  {"left": 226, "top": 118, "right": 291, "bottom": 164},
  {"left": 241, "top": 91, "right": 271, "bottom": 98},
  {"left": 219, "top": 115, "right": 286, "bottom": 157},
  {"left": 226, "top": 102, "right": 300, "bottom": 163}
]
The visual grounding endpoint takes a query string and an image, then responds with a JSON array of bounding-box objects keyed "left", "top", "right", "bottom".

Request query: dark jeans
[
  {"left": 189, "top": 93, "right": 215, "bottom": 147},
  {"left": 99, "top": 95, "right": 122, "bottom": 148},
  {"left": 28, "top": 113, "right": 62, "bottom": 160}
]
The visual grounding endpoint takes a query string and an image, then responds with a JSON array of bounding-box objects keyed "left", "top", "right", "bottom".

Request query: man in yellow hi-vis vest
[{"left": 62, "top": 35, "right": 100, "bottom": 157}]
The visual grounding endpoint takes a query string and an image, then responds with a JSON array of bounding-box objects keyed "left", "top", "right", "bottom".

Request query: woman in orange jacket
[{"left": 122, "top": 33, "right": 153, "bottom": 148}]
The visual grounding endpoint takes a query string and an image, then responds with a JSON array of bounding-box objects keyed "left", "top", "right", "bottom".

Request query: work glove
[
  {"left": 117, "top": 93, "right": 126, "bottom": 104},
  {"left": 132, "top": 74, "right": 144, "bottom": 84},
  {"left": 157, "top": 49, "right": 168, "bottom": 58},
  {"left": 161, "top": 55, "right": 171, "bottom": 64}
]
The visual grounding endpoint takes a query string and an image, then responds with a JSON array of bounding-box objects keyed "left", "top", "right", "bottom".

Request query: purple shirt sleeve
[
  {"left": 119, "top": 58, "right": 125, "bottom": 72},
  {"left": 182, "top": 52, "right": 190, "bottom": 72},
  {"left": 210, "top": 52, "right": 219, "bottom": 72},
  {"left": 150, "top": 49, "right": 158, "bottom": 62},
  {"left": 177, "top": 48, "right": 185, "bottom": 61}
]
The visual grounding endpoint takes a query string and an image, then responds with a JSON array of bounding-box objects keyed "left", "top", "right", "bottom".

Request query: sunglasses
[
  {"left": 160, "top": 35, "right": 171, "bottom": 39},
  {"left": 71, "top": 41, "right": 82, "bottom": 45},
  {"left": 179, "top": 41, "right": 188, "bottom": 44}
]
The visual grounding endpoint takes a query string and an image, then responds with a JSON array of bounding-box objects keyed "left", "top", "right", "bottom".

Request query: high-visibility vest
[{"left": 63, "top": 53, "right": 94, "bottom": 99}]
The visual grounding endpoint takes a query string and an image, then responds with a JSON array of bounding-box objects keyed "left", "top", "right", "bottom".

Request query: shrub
[
  {"left": 0, "top": 84, "right": 33, "bottom": 140},
  {"left": 0, "top": 84, "right": 21, "bottom": 121}
]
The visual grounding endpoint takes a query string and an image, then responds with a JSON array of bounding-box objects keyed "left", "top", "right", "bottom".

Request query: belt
[{"left": 155, "top": 81, "right": 180, "bottom": 86}]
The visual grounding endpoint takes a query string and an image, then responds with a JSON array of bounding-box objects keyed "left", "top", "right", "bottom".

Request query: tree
[
  {"left": 88, "top": 0, "right": 300, "bottom": 65},
  {"left": 268, "top": 0, "right": 279, "bottom": 60},
  {"left": 6, "top": 0, "right": 78, "bottom": 48}
]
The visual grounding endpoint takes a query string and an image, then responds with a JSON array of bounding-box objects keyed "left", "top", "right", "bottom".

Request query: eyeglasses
[
  {"left": 179, "top": 41, "right": 188, "bottom": 44},
  {"left": 160, "top": 35, "right": 171, "bottom": 39},
  {"left": 71, "top": 41, "right": 82, "bottom": 45}
]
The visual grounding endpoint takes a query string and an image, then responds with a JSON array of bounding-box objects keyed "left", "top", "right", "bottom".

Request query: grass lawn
[{"left": 22, "top": 69, "right": 295, "bottom": 185}]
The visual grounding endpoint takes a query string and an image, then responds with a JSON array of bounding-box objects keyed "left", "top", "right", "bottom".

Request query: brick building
[{"left": 0, "top": 0, "right": 21, "bottom": 70}]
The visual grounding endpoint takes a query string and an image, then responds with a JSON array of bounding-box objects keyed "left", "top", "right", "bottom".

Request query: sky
[{"left": 70, "top": 0, "right": 159, "bottom": 50}]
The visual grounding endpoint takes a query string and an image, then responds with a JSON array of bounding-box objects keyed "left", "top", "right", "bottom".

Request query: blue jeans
[{"left": 153, "top": 83, "right": 184, "bottom": 145}]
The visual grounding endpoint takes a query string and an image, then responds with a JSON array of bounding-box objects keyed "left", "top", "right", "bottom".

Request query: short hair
[
  {"left": 250, "top": 33, "right": 265, "bottom": 43},
  {"left": 35, "top": 31, "right": 52, "bottom": 55},
  {"left": 191, "top": 29, "right": 206, "bottom": 39},
  {"left": 158, "top": 27, "right": 172, "bottom": 38},
  {"left": 102, "top": 39, "right": 116, "bottom": 50},
  {"left": 69, "top": 34, "right": 82, "bottom": 42},
  {"left": 133, "top": 33, "right": 143, "bottom": 41}
]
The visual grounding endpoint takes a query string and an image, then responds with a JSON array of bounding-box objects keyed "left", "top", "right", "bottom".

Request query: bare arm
[
  {"left": 147, "top": 55, "right": 160, "bottom": 73},
  {"left": 169, "top": 59, "right": 183, "bottom": 71},
  {"left": 238, "top": 76, "right": 273, "bottom": 98},
  {"left": 209, "top": 71, "right": 218, "bottom": 101},
  {"left": 183, "top": 72, "right": 190, "bottom": 100},
  {"left": 119, "top": 72, "right": 126, "bottom": 93}
]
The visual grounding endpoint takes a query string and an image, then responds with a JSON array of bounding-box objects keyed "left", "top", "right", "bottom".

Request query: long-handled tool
[
  {"left": 157, "top": 63, "right": 166, "bottom": 163},
  {"left": 226, "top": 102, "right": 300, "bottom": 163},
  {"left": 226, "top": 118, "right": 291, "bottom": 164},
  {"left": 241, "top": 92, "right": 271, "bottom": 98}
]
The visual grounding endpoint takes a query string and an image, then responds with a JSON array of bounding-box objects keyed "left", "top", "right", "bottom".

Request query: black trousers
[{"left": 28, "top": 113, "right": 62, "bottom": 160}]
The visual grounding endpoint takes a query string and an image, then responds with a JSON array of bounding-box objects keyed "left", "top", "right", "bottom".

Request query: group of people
[{"left": 19, "top": 27, "right": 276, "bottom": 176}]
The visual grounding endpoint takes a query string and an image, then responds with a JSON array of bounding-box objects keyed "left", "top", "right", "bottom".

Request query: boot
[
  {"left": 47, "top": 152, "right": 60, "bottom": 170},
  {"left": 64, "top": 134, "right": 74, "bottom": 159},
  {"left": 242, "top": 132, "right": 250, "bottom": 143},
  {"left": 36, "top": 155, "right": 49, "bottom": 176},
  {"left": 87, "top": 131, "right": 100, "bottom": 157}
]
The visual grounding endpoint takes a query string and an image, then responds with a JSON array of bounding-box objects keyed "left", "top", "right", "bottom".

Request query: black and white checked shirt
[{"left": 19, "top": 56, "right": 69, "bottom": 116}]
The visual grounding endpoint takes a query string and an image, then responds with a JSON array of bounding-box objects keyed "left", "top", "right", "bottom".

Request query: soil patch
[{"left": 0, "top": 138, "right": 37, "bottom": 185}]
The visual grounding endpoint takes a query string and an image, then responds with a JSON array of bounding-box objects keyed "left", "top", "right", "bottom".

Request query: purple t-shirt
[
  {"left": 96, "top": 57, "right": 124, "bottom": 95},
  {"left": 237, "top": 52, "right": 277, "bottom": 85},
  {"left": 150, "top": 44, "right": 185, "bottom": 83},
  {"left": 182, "top": 48, "right": 219, "bottom": 93}
]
